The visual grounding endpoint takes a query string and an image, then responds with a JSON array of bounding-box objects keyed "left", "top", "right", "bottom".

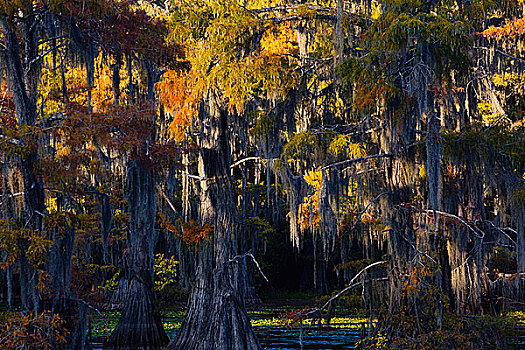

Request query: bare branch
[
  {"left": 0, "top": 192, "right": 24, "bottom": 198},
  {"left": 38, "top": 35, "right": 67, "bottom": 46},
  {"left": 68, "top": 297, "right": 103, "bottom": 317},
  {"left": 321, "top": 153, "right": 392, "bottom": 171},
  {"left": 183, "top": 173, "right": 206, "bottom": 181},
  {"left": 250, "top": 4, "right": 365, "bottom": 24},
  {"left": 230, "top": 156, "right": 264, "bottom": 169},
  {"left": 229, "top": 251, "right": 269, "bottom": 282},
  {"left": 157, "top": 185, "right": 179, "bottom": 216},
  {"left": 268, "top": 14, "right": 336, "bottom": 23},
  {"left": 474, "top": 46, "right": 525, "bottom": 62},
  {"left": 0, "top": 135, "right": 21, "bottom": 146},
  {"left": 350, "top": 191, "right": 389, "bottom": 231},
  {"left": 0, "top": 126, "right": 58, "bottom": 147},
  {"left": 421, "top": 209, "right": 484, "bottom": 239},
  {"left": 25, "top": 43, "right": 66, "bottom": 74},
  {"left": 399, "top": 232, "right": 438, "bottom": 265},
  {"left": 482, "top": 220, "right": 516, "bottom": 246},
  {"left": 319, "top": 260, "right": 387, "bottom": 312}
]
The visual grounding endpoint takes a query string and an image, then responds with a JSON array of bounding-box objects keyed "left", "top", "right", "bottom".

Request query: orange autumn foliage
[
  {"left": 156, "top": 70, "right": 198, "bottom": 141},
  {"left": 157, "top": 213, "right": 213, "bottom": 247},
  {"left": 0, "top": 311, "right": 69, "bottom": 350},
  {"left": 482, "top": 17, "right": 525, "bottom": 40}
]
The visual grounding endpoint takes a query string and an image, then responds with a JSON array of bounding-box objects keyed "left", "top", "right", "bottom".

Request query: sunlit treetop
[
  {"left": 158, "top": 0, "right": 301, "bottom": 141},
  {"left": 335, "top": 0, "right": 493, "bottom": 115}
]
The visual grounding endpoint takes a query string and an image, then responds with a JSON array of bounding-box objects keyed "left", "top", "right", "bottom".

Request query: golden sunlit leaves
[
  {"left": 260, "top": 23, "right": 298, "bottom": 57},
  {"left": 154, "top": 253, "right": 178, "bottom": 291},
  {"left": 303, "top": 168, "right": 323, "bottom": 189},
  {"left": 157, "top": 69, "right": 199, "bottom": 141},
  {"left": 328, "top": 135, "right": 367, "bottom": 158},
  {"left": 483, "top": 17, "right": 525, "bottom": 41},
  {"left": 339, "top": 57, "right": 396, "bottom": 113},
  {"left": 298, "top": 169, "right": 323, "bottom": 230},
  {"left": 403, "top": 264, "right": 432, "bottom": 297},
  {"left": 161, "top": 0, "right": 301, "bottom": 141},
  {"left": 0, "top": 82, "right": 16, "bottom": 128},
  {"left": 0, "top": 220, "right": 52, "bottom": 269}
]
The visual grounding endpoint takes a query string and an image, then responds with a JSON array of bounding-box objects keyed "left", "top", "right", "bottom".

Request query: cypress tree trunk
[
  {"left": 517, "top": 202, "right": 525, "bottom": 300},
  {"left": 168, "top": 90, "right": 260, "bottom": 350},
  {"left": 106, "top": 158, "right": 168, "bottom": 350},
  {"left": 380, "top": 107, "right": 417, "bottom": 315},
  {"left": 1, "top": 16, "right": 45, "bottom": 314},
  {"left": 454, "top": 160, "right": 484, "bottom": 314}
]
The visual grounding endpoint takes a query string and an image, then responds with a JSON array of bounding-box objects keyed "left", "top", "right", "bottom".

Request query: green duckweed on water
[
  {"left": 89, "top": 308, "right": 371, "bottom": 338},
  {"left": 505, "top": 311, "right": 525, "bottom": 326}
]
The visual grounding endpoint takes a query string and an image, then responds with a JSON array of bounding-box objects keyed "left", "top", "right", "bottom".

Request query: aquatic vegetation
[
  {"left": 505, "top": 311, "right": 525, "bottom": 326},
  {"left": 90, "top": 309, "right": 372, "bottom": 339}
]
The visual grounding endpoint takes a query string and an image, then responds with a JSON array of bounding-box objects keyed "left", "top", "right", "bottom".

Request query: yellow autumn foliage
[
  {"left": 298, "top": 169, "right": 323, "bottom": 230},
  {"left": 260, "top": 24, "right": 298, "bottom": 57},
  {"left": 328, "top": 135, "right": 367, "bottom": 158}
]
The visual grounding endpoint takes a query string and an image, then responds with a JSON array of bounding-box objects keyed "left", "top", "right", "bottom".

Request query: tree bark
[
  {"left": 105, "top": 158, "right": 169, "bottom": 350},
  {"left": 168, "top": 90, "right": 260, "bottom": 350},
  {"left": 2, "top": 15, "right": 45, "bottom": 314}
]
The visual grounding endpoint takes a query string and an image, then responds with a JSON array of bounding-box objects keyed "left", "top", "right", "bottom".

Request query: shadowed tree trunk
[
  {"left": 105, "top": 157, "right": 168, "bottom": 350},
  {"left": 378, "top": 100, "right": 418, "bottom": 315},
  {"left": 168, "top": 90, "right": 260, "bottom": 350},
  {"left": 2, "top": 16, "right": 91, "bottom": 346},
  {"left": 1, "top": 15, "right": 45, "bottom": 314}
]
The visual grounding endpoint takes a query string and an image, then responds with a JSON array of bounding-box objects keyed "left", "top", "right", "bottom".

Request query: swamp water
[{"left": 89, "top": 307, "right": 370, "bottom": 349}]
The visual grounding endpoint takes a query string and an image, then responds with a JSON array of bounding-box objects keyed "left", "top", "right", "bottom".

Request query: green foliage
[
  {"left": 338, "top": 57, "right": 395, "bottom": 113},
  {"left": 89, "top": 308, "right": 371, "bottom": 339},
  {"left": 244, "top": 217, "right": 276, "bottom": 238},
  {"left": 334, "top": 259, "right": 373, "bottom": 274},
  {"left": 154, "top": 253, "right": 179, "bottom": 291},
  {"left": 443, "top": 124, "right": 525, "bottom": 175},
  {"left": 316, "top": 290, "right": 367, "bottom": 316},
  {"left": 283, "top": 131, "right": 322, "bottom": 162},
  {"left": 310, "top": 25, "right": 334, "bottom": 59},
  {"left": 328, "top": 135, "right": 367, "bottom": 158},
  {"left": 367, "top": 0, "right": 475, "bottom": 61},
  {"left": 488, "top": 247, "right": 517, "bottom": 274},
  {"left": 100, "top": 254, "right": 178, "bottom": 292},
  {"left": 515, "top": 187, "right": 525, "bottom": 204},
  {"left": 341, "top": 0, "right": 480, "bottom": 115},
  {"left": 100, "top": 269, "right": 121, "bottom": 292},
  {"left": 505, "top": 310, "right": 525, "bottom": 326},
  {"left": 355, "top": 330, "right": 388, "bottom": 349},
  {"left": 250, "top": 112, "right": 275, "bottom": 139}
]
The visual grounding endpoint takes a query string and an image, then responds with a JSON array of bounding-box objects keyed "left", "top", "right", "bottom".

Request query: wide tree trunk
[
  {"left": 168, "top": 90, "right": 260, "bottom": 350},
  {"left": 106, "top": 158, "right": 168, "bottom": 350},
  {"left": 379, "top": 106, "right": 418, "bottom": 315}
]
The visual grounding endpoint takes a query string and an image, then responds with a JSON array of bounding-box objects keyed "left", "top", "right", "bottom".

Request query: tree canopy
[{"left": 0, "top": 0, "right": 524, "bottom": 349}]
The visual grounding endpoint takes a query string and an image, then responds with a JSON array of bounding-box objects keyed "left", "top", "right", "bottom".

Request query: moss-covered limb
[{"left": 443, "top": 125, "right": 525, "bottom": 170}]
